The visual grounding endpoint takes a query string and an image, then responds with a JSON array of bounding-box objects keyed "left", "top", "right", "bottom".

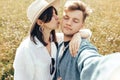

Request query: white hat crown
[{"left": 27, "top": 0, "right": 49, "bottom": 23}]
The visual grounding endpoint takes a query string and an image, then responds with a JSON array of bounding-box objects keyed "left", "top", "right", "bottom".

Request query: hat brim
[{"left": 31, "top": 0, "right": 59, "bottom": 28}]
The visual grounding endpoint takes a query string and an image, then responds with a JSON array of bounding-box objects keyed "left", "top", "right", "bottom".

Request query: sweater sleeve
[
  {"left": 77, "top": 39, "right": 102, "bottom": 80},
  {"left": 13, "top": 44, "right": 34, "bottom": 80},
  {"left": 79, "top": 29, "right": 92, "bottom": 40}
]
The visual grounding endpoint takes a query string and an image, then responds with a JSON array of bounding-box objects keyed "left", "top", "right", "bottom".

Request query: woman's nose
[{"left": 54, "top": 15, "right": 59, "bottom": 20}]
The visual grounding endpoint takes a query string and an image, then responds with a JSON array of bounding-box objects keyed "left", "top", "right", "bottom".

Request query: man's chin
[{"left": 64, "top": 33, "right": 73, "bottom": 37}]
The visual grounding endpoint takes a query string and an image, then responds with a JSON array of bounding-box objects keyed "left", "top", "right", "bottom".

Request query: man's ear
[
  {"left": 80, "top": 23, "right": 84, "bottom": 29},
  {"left": 36, "top": 19, "right": 44, "bottom": 26}
]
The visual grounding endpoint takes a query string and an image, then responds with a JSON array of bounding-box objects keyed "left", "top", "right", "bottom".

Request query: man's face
[{"left": 61, "top": 10, "right": 84, "bottom": 37}]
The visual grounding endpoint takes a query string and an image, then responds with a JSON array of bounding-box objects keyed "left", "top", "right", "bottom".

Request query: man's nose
[{"left": 66, "top": 19, "right": 72, "bottom": 26}]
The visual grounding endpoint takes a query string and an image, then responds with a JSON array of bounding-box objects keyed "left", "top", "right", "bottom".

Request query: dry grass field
[{"left": 0, "top": 0, "right": 120, "bottom": 79}]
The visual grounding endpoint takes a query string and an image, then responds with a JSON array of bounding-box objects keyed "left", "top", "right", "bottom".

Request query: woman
[{"left": 13, "top": 0, "right": 91, "bottom": 80}]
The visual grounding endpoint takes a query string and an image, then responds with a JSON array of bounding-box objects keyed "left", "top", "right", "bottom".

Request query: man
[{"left": 53, "top": 1, "right": 102, "bottom": 80}]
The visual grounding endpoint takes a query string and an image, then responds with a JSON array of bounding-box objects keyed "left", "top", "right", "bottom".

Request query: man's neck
[{"left": 64, "top": 35, "right": 72, "bottom": 42}]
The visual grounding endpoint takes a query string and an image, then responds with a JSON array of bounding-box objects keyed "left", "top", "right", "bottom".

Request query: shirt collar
[
  {"left": 34, "top": 37, "right": 44, "bottom": 48},
  {"left": 34, "top": 37, "right": 55, "bottom": 48}
]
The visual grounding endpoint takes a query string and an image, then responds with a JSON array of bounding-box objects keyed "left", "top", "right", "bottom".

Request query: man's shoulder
[
  {"left": 80, "top": 39, "right": 96, "bottom": 47},
  {"left": 79, "top": 39, "right": 98, "bottom": 52}
]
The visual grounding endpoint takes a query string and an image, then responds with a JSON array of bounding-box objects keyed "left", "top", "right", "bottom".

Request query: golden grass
[
  {"left": 0, "top": 0, "right": 120, "bottom": 79},
  {"left": 84, "top": 0, "right": 120, "bottom": 54}
]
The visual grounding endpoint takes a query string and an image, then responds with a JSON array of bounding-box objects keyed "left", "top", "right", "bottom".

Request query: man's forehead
[{"left": 63, "top": 10, "right": 83, "bottom": 17}]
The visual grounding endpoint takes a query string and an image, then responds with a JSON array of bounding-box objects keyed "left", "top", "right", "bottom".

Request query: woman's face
[{"left": 44, "top": 9, "right": 59, "bottom": 30}]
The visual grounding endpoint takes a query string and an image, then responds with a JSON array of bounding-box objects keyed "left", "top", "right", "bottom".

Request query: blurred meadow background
[{"left": 0, "top": 0, "right": 120, "bottom": 79}]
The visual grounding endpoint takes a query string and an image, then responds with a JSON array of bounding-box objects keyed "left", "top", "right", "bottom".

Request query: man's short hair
[{"left": 64, "top": 1, "right": 92, "bottom": 22}]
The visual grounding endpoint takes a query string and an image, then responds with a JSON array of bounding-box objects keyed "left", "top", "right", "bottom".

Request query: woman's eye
[{"left": 63, "top": 16, "right": 69, "bottom": 20}]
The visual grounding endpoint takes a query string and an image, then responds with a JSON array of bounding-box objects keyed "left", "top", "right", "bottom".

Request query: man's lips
[{"left": 64, "top": 26, "right": 72, "bottom": 30}]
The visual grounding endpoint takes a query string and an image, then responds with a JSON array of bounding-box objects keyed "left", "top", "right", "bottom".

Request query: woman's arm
[
  {"left": 13, "top": 44, "right": 34, "bottom": 80},
  {"left": 56, "top": 29, "right": 92, "bottom": 57},
  {"left": 69, "top": 29, "right": 92, "bottom": 57}
]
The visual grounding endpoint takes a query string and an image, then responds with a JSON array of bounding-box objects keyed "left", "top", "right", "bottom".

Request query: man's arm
[{"left": 77, "top": 39, "right": 102, "bottom": 80}]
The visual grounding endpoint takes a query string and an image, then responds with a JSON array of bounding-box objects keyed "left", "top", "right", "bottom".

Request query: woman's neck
[
  {"left": 42, "top": 28, "right": 52, "bottom": 55},
  {"left": 42, "top": 28, "right": 51, "bottom": 43}
]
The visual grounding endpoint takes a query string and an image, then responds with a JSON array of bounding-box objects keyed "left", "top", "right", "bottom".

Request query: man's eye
[{"left": 73, "top": 19, "right": 79, "bottom": 23}]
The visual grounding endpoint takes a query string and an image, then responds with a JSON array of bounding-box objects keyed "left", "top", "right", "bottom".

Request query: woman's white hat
[{"left": 27, "top": 0, "right": 59, "bottom": 27}]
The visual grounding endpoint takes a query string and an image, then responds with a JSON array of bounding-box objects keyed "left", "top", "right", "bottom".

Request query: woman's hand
[
  {"left": 69, "top": 32, "right": 81, "bottom": 57},
  {"left": 69, "top": 29, "right": 92, "bottom": 57},
  {"left": 57, "top": 77, "right": 62, "bottom": 80}
]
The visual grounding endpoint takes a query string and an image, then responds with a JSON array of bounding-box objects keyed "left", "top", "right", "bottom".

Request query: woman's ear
[{"left": 36, "top": 19, "right": 44, "bottom": 26}]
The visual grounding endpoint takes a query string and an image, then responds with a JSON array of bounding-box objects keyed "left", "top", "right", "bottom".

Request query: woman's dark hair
[{"left": 30, "top": 6, "right": 58, "bottom": 46}]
